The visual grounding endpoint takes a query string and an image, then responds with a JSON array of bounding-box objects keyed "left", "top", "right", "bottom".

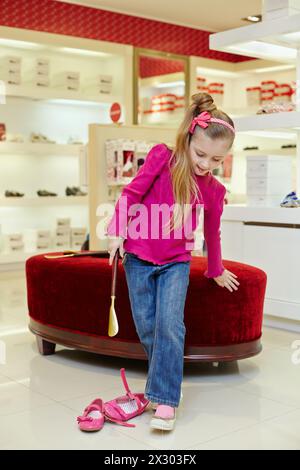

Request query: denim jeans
[{"left": 122, "top": 252, "right": 191, "bottom": 407}]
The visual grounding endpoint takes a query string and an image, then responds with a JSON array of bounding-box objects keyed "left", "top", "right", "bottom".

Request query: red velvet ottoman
[{"left": 25, "top": 252, "right": 267, "bottom": 362}]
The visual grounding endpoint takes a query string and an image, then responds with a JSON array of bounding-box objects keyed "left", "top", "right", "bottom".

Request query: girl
[{"left": 105, "top": 92, "right": 240, "bottom": 431}]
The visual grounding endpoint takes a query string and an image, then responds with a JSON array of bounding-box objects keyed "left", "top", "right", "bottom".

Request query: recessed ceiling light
[
  {"left": 0, "top": 38, "right": 43, "bottom": 50},
  {"left": 241, "top": 14, "right": 262, "bottom": 23},
  {"left": 60, "top": 47, "right": 112, "bottom": 58}
]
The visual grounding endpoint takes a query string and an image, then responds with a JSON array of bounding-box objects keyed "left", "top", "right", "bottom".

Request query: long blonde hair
[{"left": 164, "top": 92, "right": 235, "bottom": 235}]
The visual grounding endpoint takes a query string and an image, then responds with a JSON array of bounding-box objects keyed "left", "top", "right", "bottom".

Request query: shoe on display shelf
[
  {"left": 37, "top": 190, "right": 58, "bottom": 197},
  {"left": 30, "top": 133, "right": 56, "bottom": 144},
  {"left": 65, "top": 186, "right": 87, "bottom": 196},
  {"left": 4, "top": 190, "right": 24, "bottom": 197},
  {"left": 280, "top": 191, "right": 300, "bottom": 208}
]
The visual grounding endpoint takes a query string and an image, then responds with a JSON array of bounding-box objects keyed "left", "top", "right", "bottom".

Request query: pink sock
[{"left": 155, "top": 404, "right": 175, "bottom": 419}]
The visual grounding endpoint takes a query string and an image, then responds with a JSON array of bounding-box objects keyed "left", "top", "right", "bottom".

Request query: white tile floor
[{"left": 0, "top": 271, "right": 300, "bottom": 450}]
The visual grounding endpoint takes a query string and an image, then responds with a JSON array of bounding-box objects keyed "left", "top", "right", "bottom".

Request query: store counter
[{"left": 221, "top": 204, "right": 300, "bottom": 325}]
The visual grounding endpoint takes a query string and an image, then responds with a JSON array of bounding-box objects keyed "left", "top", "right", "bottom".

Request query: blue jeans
[{"left": 122, "top": 252, "right": 191, "bottom": 407}]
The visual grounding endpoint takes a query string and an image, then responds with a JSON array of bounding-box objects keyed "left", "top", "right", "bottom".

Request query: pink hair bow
[
  {"left": 189, "top": 111, "right": 211, "bottom": 134},
  {"left": 189, "top": 110, "right": 235, "bottom": 134}
]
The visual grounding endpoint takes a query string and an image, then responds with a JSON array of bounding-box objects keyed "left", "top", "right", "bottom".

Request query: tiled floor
[{"left": 0, "top": 271, "right": 300, "bottom": 450}]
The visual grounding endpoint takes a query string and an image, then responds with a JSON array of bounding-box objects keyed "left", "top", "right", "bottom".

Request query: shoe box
[
  {"left": 246, "top": 155, "right": 293, "bottom": 206},
  {"left": 0, "top": 56, "right": 22, "bottom": 85}
]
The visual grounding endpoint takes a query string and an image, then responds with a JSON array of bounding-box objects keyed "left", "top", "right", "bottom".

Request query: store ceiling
[{"left": 60, "top": 0, "right": 263, "bottom": 32}]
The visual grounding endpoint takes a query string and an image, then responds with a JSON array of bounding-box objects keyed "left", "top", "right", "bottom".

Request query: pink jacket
[{"left": 105, "top": 143, "right": 226, "bottom": 278}]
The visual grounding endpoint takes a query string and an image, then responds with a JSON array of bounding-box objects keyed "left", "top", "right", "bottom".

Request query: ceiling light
[
  {"left": 60, "top": 47, "right": 112, "bottom": 58},
  {"left": 0, "top": 38, "right": 43, "bottom": 50},
  {"left": 242, "top": 14, "right": 262, "bottom": 23}
]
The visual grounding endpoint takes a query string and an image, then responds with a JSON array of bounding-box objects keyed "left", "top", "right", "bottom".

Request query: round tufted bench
[{"left": 25, "top": 252, "right": 267, "bottom": 362}]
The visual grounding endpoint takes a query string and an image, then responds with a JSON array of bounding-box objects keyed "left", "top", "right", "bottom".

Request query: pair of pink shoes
[{"left": 77, "top": 368, "right": 149, "bottom": 432}]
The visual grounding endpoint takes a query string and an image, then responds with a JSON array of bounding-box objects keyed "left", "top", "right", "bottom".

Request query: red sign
[{"left": 110, "top": 103, "right": 122, "bottom": 123}]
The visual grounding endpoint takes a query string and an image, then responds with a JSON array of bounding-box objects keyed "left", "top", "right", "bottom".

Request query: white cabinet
[{"left": 243, "top": 223, "right": 300, "bottom": 321}]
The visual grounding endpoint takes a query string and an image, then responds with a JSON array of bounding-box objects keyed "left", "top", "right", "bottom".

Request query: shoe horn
[{"left": 108, "top": 248, "right": 120, "bottom": 337}]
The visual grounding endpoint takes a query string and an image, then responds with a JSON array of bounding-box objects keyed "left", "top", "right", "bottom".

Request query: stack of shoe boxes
[
  {"left": 7, "top": 233, "right": 24, "bottom": 252},
  {"left": 53, "top": 71, "right": 80, "bottom": 92},
  {"left": 0, "top": 56, "right": 22, "bottom": 86},
  {"left": 24, "top": 229, "right": 52, "bottom": 251},
  {"left": 84, "top": 74, "right": 113, "bottom": 94},
  {"left": 55, "top": 218, "right": 71, "bottom": 250},
  {"left": 35, "top": 230, "right": 51, "bottom": 250},
  {"left": 32, "top": 58, "right": 50, "bottom": 88},
  {"left": 71, "top": 227, "right": 87, "bottom": 250},
  {"left": 246, "top": 154, "right": 293, "bottom": 206}
]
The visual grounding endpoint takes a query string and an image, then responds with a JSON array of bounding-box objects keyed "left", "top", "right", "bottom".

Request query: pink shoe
[
  {"left": 103, "top": 368, "right": 150, "bottom": 428},
  {"left": 77, "top": 398, "right": 105, "bottom": 432},
  {"left": 150, "top": 404, "right": 176, "bottom": 431}
]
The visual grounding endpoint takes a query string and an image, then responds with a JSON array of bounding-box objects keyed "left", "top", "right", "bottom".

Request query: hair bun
[{"left": 191, "top": 92, "right": 217, "bottom": 113}]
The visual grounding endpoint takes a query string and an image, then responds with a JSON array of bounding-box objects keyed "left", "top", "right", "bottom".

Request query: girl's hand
[
  {"left": 213, "top": 269, "right": 239, "bottom": 292},
  {"left": 108, "top": 236, "right": 125, "bottom": 265}
]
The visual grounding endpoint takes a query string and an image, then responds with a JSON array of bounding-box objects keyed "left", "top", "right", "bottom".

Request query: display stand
[{"left": 88, "top": 124, "right": 177, "bottom": 251}]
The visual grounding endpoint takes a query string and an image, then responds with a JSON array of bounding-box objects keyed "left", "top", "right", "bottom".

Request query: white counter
[{"left": 223, "top": 204, "right": 300, "bottom": 224}]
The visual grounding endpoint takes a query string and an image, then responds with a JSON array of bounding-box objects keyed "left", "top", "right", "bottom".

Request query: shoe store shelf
[
  {"left": 0, "top": 142, "right": 85, "bottom": 156},
  {"left": 233, "top": 111, "right": 300, "bottom": 134},
  {"left": 5, "top": 84, "right": 123, "bottom": 107},
  {"left": 0, "top": 196, "right": 88, "bottom": 207},
  {"left": 209, "top": 13, "right": 300, "bottom": 62}
]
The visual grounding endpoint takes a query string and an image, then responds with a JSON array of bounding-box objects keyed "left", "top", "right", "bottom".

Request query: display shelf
[
  {"left": 208, "top": 13, "right": 300, "bottom": 325},
  {"left": 0, "top": 142, "right": 85, "bottom": 155},
  {"left": 209, "top": 13, "right": 300, "bottom": 62},
  {"left": 5, "top": 84, "right": 123, "bottom": 107},
  {"left": 0, "top": 25, "right": 133, "bottom": 122},
  {"left": 0, "top": 196, "right": 88, "bottom": 207},
  {"left": 209, "top": 16, "right": 300, "bottom": 194},
  {"left": 189, "top": 56, "right": 296, "bottom": 123},
  {"left": 235, "top": 147, "right": 296, "bottom": 156},
  {"left": 233, "top": 111, "right": 300, "bottom": 133}
]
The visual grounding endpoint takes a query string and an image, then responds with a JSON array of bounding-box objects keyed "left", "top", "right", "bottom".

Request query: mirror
[{"left": 133, "top": 48, "right": 190, "bottom": 126}]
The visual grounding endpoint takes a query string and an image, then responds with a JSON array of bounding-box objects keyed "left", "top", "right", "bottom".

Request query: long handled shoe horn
[{"left": 108, "top": 248, "right": 120, "bottom": 337}]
